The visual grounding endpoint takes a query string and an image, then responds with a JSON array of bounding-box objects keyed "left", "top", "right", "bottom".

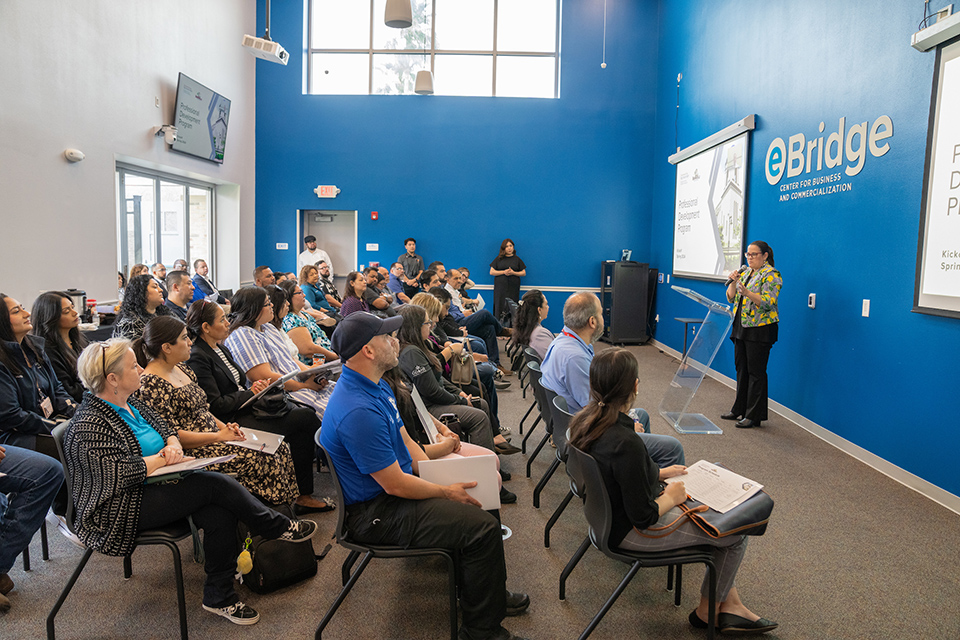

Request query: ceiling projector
[{"left": 242, "top": 35, "right": 288, "bottom": 65}]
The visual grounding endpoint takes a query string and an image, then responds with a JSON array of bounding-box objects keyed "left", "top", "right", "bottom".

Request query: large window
[
  {"left": 307, "top": 0, "right": 560, "bottom": 98},
  {"left": 116, "top": 165, "right": 214, "bottom": 279}
]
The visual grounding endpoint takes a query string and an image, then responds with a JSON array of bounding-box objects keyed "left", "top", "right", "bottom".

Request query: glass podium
[{"left": 658, "top": 286, "right": 734, "bottom": 435}]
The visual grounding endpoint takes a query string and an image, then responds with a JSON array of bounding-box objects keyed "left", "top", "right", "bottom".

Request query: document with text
[
  {"left": 664, "top": 460, "right": 763, "bottom": 513},
  {"left": 226, "top": 428, "right": 284, "bottom": 455}
]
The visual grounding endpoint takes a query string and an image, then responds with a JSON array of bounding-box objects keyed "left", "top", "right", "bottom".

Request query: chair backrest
[
  {"left": 566, "top": 443, "right": 617, "bottom": 557},
  {"left": 539, "top": 385, "right": 558, "bottom": 435},
  {"left": 315, "top": 438, "right": 350, "bottom": 545},
  {"left": 550, "top": 395, "right": 573, "bottom": 459},
  {"left": 525, "top": 362, "right": 553, "bottom": 434},
  {"left": 523, "top": 346, "right": 542, "bottom": 365},
  {"left": 504, "top": 297, "right": 520, "bottom": 328},
  {"left": 50, "top": 421, "right": 79, "bottom": 534}
]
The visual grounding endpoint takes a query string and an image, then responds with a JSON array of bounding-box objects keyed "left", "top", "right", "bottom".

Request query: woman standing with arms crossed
[
  {"left": 721, "top": 241, "right": 782, "bottom": 429},
  {"left": 489, "top": 238, "right": 526, "bottom": 321}
]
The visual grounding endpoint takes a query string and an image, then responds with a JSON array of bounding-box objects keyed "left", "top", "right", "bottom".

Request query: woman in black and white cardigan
[{"left": 63, "top": 338, "right": 318, "bottom": 626}]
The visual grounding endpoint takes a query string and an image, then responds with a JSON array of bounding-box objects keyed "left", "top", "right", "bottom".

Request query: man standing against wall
[
  {"left": 398, "top": 238, "right": 424, "bottom": 299},
  {"left": 298, "top": 235, "right": 334, "bottom": 276}
]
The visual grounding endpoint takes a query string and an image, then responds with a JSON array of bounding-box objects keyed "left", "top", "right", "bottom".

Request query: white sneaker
[
  {"left": 202, "top": 601, "right": 260, "bottom": 625},
  {"left": 46, "top": 510, "right": 84, "bottom": 549}
]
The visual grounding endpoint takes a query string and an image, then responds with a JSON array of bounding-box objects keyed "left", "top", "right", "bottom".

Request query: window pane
[
  {"left": 188, "top": 187, "right": 211, "bottom": 272},
  {"left": 497, "top": 0, "right": 557, "bottom": 53},
  {"left": 434, "top": 55, "right": 492, "bottom": 96},
  {"left": 496, "top": 55, "right": 555, "bottom": 98},
  {"left": 124, "top": 174, "right": 156, "bottom": 268},
  {"left": 434, "top": 0, "right": 493, "bottom": 51},
  {"left": 373, "top": 0, "right": 432, "bottom": 50},
  {"left": 373, "top": 53, "right": 429, "bottom": 94},
  {"left": 311, "top": 0, "right": 370, "bottom": 49},
  {"left": 160, "top": 181, "right": 186, "bottom": 266},
  {"left": 311, "top": 53, "right": 370, "bottom": 95}
]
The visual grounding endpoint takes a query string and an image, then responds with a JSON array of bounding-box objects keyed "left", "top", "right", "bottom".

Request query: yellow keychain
[{"left": 237, "top": 536, "right": 253, "bottom": 575}]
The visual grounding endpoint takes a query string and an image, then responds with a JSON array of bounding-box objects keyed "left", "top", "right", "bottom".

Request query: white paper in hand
[{"left": 417, "top": 455, "right": 500, "bottom": 510}]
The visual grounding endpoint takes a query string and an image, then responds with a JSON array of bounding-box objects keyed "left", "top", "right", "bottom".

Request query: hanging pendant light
[
  {"left": 385, "top": 0, "right": 412, "bottom": 28},
  {"left": 415, "top": 70, "right": 434, "bottom": 94}
]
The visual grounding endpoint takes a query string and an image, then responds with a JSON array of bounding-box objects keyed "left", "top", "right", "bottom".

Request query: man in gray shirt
[{"left": 397, "top": 237, "right": 424, "bottom": 298}]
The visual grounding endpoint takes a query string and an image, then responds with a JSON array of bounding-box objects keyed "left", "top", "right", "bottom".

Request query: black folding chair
[
  {"left": 520, "top": 362, "right": 544, "bottom": 451},
  {"left": 47, "top": 422, "right": 194, "bottom": 640},
  {"left": 561, "top": 444, "right": 718, "bottom": 640},
  {"left": 314, "top": 442, "right": 459, "bottom": 640},
  {"left": 525, "top": 376, "right": 557, "bottom": 481},
  {"left": 542, "top": 395, "right": 576, "bottom": 544}
]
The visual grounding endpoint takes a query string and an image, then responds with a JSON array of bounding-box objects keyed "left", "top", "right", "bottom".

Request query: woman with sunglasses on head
[
  {"left": 224, "top": 287, "right": 335, "bottom": 420},
  {"left": 64, "top": 338, "right": 317, "bottom": 626},
  {"left": 184, "top": 300, "right": 332, "bottom": 514},
  {"left": 113, "top": 274, "right": 172, "bottom": 340},
  {"left": 568, "top": 348, "right": 777, "bottom": 635},
  {"left": 135, "top": 316, "right": 302, "bottom": 507},
  {"left": 722, "top": 241, "right": 782, "bottom": 429},
  {"left": 0, "top": 293, "right": 76, "bottom": 453},
  {"left": 30, "top": 291, "right": 89, "bottom": 403}
]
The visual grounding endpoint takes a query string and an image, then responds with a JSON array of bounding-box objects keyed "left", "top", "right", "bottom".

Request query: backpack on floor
[{"left": 237, "top": 503, "right": 318, "bottom": 594}]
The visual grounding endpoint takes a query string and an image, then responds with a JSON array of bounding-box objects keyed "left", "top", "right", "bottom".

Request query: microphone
[{"left": 726, "top": 265, "right": 747, "bottom": 284}]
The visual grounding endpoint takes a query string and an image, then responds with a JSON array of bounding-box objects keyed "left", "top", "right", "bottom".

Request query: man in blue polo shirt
[
  {"left": 541, "top": 292, "right": 685, "bottom": 468},
  {"left": 319, "top": 312, "right": 530, "bottom": 640}
]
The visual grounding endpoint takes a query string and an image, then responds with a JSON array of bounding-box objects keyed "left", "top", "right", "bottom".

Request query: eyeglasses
[
  {"left": 263, "top": 302, "right": 274, "bottom": 308},
  {"left": 744, "top": 252, "right": 762, "bottom": 258}
]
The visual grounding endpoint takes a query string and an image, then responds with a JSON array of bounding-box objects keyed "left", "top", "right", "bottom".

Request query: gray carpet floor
[{"left": 5, "top": 340, "right": 960, "bottom": 639}]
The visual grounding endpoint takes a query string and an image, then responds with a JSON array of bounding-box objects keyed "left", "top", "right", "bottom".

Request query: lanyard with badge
[{"left": 24, "top": 355, "right": 54, "bottom": 418}]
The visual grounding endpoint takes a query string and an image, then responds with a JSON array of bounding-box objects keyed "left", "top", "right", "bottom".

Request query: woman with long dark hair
[
  {"left": 113, "top": 274, "right": 172, "bottom": 340},
  {"left": 65, "top": 338, "right": 317, "bottom": 626},
  {"left": 395, "top": 305, "right": 516, "bottom": 456},
  {"left": 339, "top": 271, "right": 369, "bottom": 318},
  {"left": 489, "top": 238, "right": 526, "bottom": 319},
  {"left": 568, "top": 348, "right": 777, "bottom": 635},
  {"left": 0, "top": 293, "right": 76, "bottom": 452},
  {"left": 512, "top": 289, "right": 553, "bottom": 359},
  {"left": 279, "top": 280, "right": 338, "bottom": 366},
  {"left": 30, "top": 291, "right": 89, "bottom": 402},
  {"left": 184, "top": 300, "right": 332, "bottom": 513},
  {"left": 722, "top": 241, "right": 782, "bottom": 429},
  {"left": 224, "top": 287, "right": 334, "bottom": 420}
]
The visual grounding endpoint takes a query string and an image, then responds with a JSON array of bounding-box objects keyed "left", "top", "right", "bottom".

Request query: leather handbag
[
  {"left": 638, "top": 490, "right": 774, "bottom": 539},
  {"left": 250, "top": 386, "right": 295, "bottom": 420}
]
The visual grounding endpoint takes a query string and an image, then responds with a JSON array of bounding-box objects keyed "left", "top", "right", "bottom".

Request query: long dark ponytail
[{"left": 568, "top": 348, "right": 639, "bottom": 452}]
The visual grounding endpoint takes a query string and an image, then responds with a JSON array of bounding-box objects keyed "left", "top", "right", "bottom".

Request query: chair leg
[
  {"left": 157, "top": 540, "right": 189, "bottom": 640},
  {"left": 444, "top": 552, "right": 458, "bottom": 640},
  {"left": 22, "top": 543, "right": 31, "bottom": 572},
  {"left": 579, "top": 561, "right": 643, "bottom": 640},
  {"left": 341, "top": 550, "right": 360, "bottom": 586},
  {"left": 518, "top": 400, "right": 536, "bottom": 433},
  {"left": 520, "top": 415, "right": 541, "bottom": 453},
  {"left": 559, "top": 536, "right": 590, "bottom": 600},
  {"left": 316, "top": 551, "right": 374, "bottom": 639},
  {"left": 544, "top": 489, "right": 574, "bottom": 548},
  {"left": 41, "top": 520, "right": 50, "bottom": 561},
  {"left": 666, "top": 564, "right": 674, "bottom": 591},
  {"left": 46, "top": 547, "right": 94, "bottom": 640},
  {"left": 674, "top": 564, "right": 683, "bottom": 606},
  {"left": 123, "top": 554, "right": 133, "bottom": 579},
  {"left": 705, "top": 561, "right": 717, "bottom": 640},
  {"left": 525, "top": 431, "right": 551, "bottom": 479},
  {"left": 532, "top": 457, "right": 560, "bottom": 508}
]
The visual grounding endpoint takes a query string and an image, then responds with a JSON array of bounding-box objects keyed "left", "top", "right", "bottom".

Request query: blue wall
[
  {"left": 257, "top": 0, "right": 960, "bottom": 496},
  {"left": 650, "top": 0, "right": 960, "bottom": 494},
  {"left": 255, "top": 0, "right": 661, "bottom": 333}
]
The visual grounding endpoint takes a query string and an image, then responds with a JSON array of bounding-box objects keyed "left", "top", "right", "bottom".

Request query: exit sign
[{"left": 314, "top": 185, "right": 341, "bottom": 198}]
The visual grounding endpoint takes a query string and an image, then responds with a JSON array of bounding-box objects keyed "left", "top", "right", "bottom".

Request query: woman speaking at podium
[{"left": 722, "top": 241, "right": 782, "bottom": 429}]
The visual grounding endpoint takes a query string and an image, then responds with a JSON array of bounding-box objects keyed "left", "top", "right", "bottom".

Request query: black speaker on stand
[{"left": 599, "top": 260, "right": 657, "bottom": 345}]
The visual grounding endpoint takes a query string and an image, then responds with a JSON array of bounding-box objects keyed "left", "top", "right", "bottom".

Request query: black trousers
[
  {"left": 346, "top": 493, "right": 507, "bottom": 638},
  {"left": 233, "top": 405, "right": 320, "bottom": 495},
  {"left": 138, "top": 472, "right": 289, "bottom": 608},
  {"left": 731, "top": 338, "right": 774, "bottom": 422}
]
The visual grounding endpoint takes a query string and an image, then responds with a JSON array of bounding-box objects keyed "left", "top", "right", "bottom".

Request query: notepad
[
  {"left": 418, "top": 455, "right": 500, "bottom": 510},
  {"left": 225, "top": 428, "right": 284, "bottom": 455},
  {"left": 147, "top": 454, "right": 236, "bottom": 478}
]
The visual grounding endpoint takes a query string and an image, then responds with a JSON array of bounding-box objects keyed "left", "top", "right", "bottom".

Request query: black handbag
[
  {"left": 237, "top": 503, "right": 317, "bottom": 594},
  {"left": 250, "top": 387, "right": 295, "bottom": 420}
]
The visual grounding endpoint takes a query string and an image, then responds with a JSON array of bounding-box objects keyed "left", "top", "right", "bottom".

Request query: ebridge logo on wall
[{"left": 764, "top": 116, "right": 893, "bottom": 202}]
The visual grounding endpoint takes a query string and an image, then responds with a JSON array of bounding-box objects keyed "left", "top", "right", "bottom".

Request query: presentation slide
[
  {"left": 916, "top": 39, "right": 960, "bottom": 317},
  {"left": 172, "top": 74, "right": 231, "bottom": 164},
  {"left": 673, "top": 132, "right": 749, "bottom": 281}
]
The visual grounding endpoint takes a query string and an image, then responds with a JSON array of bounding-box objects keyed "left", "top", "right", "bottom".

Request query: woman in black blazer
[{"left": 184, "top": 300, "right": 332, "bottom": 514}]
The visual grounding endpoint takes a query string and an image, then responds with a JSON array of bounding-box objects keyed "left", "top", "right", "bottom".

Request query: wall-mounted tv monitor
[{"left": 171, "top": 73, "right": 231, "bottom": 164}]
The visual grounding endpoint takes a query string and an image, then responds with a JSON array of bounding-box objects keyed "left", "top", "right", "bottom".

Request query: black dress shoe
[
  {"left": 720, "top": 412, "right": 740, "bottom": 421},
  {"left": 499, "top": 469, "right": 512, "bottom": 482},
  {"left": 735, "top": 418, "right": 760, "bottom": 429},
  {"left": 495, "top": 442, "right": 522, "bottom": 455},
  {"left": 717, "top": 612, "right": 778, "bottom": 634},
  {"left": 504, "top": 590, "right": 530, "bottom": 616},
  {"left": 688, "top": 610, "right": 714, "bottom": 630},
  {"left": 499, "top": 487, "right": 517, "bottom": 504},
  {"left": 459, "top": 626, "right": 529, "bottom": 640}
]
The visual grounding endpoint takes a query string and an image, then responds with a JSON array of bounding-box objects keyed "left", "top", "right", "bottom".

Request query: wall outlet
[
  {"left": 808, "top": 293, "right": 816, "bottom": 309},
  {"left": 658, "top": 273, "right": 664, "bottom": 283},
  {"left": 862, "top": 299, "right": 870, "bottom": 317}
]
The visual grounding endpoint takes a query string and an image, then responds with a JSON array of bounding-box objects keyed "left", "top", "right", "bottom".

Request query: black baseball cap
[
  {"left": 304, "top": 235, "right": 317, "bottom": 243},
  {"left": 331, "top": 312, "right": 403, "bottom": 362}
]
